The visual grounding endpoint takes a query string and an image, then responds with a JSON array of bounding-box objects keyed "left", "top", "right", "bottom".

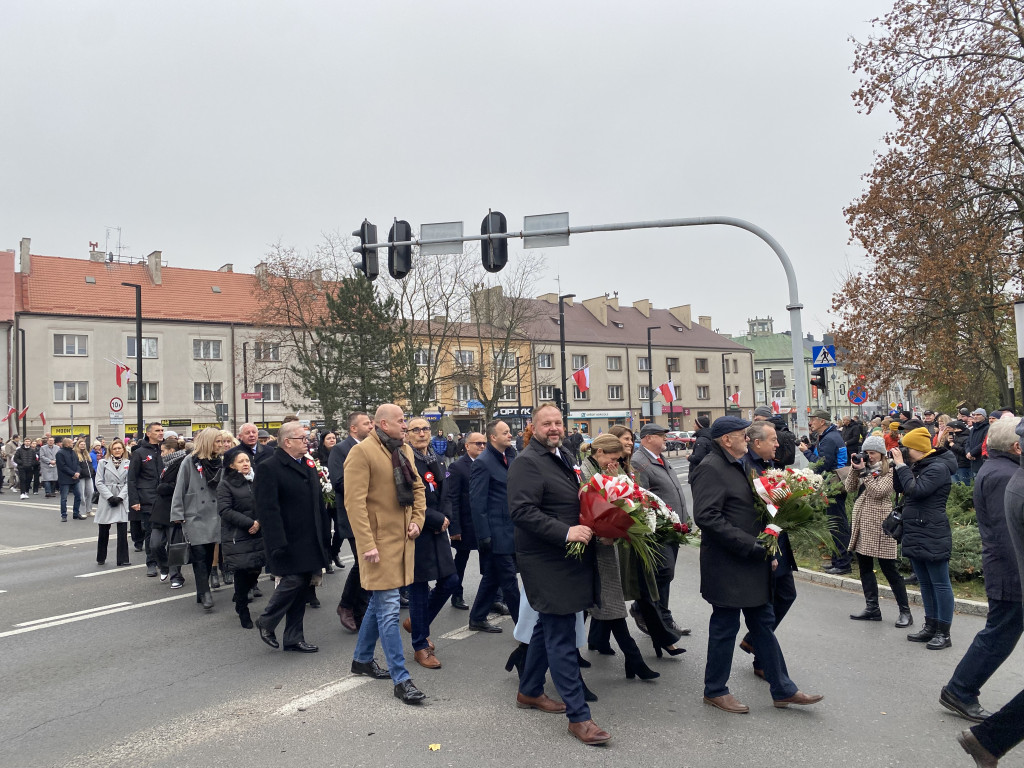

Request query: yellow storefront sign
[
  {"left": 191, "top": 423, "right": 222, "bottom": 431},
  {"left": 50, "top": 425, "right": 91, "bottom": 437}
]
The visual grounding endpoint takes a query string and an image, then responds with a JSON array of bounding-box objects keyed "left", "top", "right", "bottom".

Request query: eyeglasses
[
  {"left": 286, "top": 435, "right": 309, "bottom": 442},
  {"left": 469, "top": 441, "right": 486, "bottom": 446},
  {"left": 407, "top": 427, "right": 431, "bottom": 433}
]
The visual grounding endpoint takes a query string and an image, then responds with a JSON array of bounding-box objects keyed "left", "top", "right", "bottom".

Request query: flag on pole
[
  {"left": 730, "top": 391, "right": 741, "bottom": 404},
  {"left": 658, "top": 380, "right": 675, "bottom": 402},
  {"left": 572, "top": 366, "right": 590, "bottom": 392},
  {"left": 1, "top": 406, "right": 15, "bottom": 422},
  {"left": 115, "top": 363, "right": 132, "bottom": 387},
  {"left": 39, "top": 411, "right": 47, "bottom": 426},
  {"left": 18, "top": 405, "right": 29, "bottom": 420},
  {"left": 771, "top": 398, "right": 781, "bottom": 414}
]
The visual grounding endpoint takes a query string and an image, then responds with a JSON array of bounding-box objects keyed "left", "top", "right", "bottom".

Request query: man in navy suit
[
  {"left": 468, "top": 420, "right": 520, "bottom": 632},
  {"left": 442, "top": 432, "right": 486, "bottom": 610}
]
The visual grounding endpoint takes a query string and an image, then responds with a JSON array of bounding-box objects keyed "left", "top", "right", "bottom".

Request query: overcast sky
[{"left": 2, "top": 0, "right": 896, "bottom": 339}]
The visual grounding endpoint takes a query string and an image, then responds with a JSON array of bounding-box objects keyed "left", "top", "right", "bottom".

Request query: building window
[
  {"left": 127, "top": 381, "right": 159, "bottom": 402},
  {"left": 756, "top": 391, "right": 766, "bottom": 404},
  {"left": 637, "top": 356, "right": 650, "bottom": 371},
  {"left": 254, "top": 342, "right": 280, "bottom": 361},
  {"left": 608, "top": 385, "right": 623, "bottom": 400},
  {"left": 413, "top": 384, "right": 438, "bottom": 402},
  {"left": 606, "top": 356, "right": 622, "bottom": 371},
  {"left": 638, "top": 385, "right": 651, "bottom": 400},
  {"left": 126, "top": 337, "right": 158, "bottom": 359},
  {"left": 666, "top": 357, "right": 679, "bottom": 372},
  {"left": 697, "top": 385, "right": 710, "bottom": 400},
  {"left": 494, "top": 352, "right": 516, "bottom": 370},
  {"left": 573, "top": 386, "right": 589, "bottom": 400},
  {"left": 755, "top": 370, "right": 765, "bottom": 382},
  {"left": 500, "top": 385, "right": 518, "bottom": 401},
  {"left": 696, "top": 358, "right": 708, "bottom": 373},
  {"left": 455, "top": 383, "right": 475, "bottom": 402},
  {"left": 571, "top": 354, "right": 588, "bottom": 370},
  {"left": 193, "top": 339, "right": 222, "bottom": 360},
  {"left": 54, "top": 381, "right": 88, "bottom": 402},
  {"left": 726, "top": 385, "right": 732, "bottom": 396},
  {"left": 256, "top": 382, "right": 281, "bottom": 402},
  {"left": 674, "top": 385, "right": 682, "bottom": 399},
  {"left": 53, "top": 334, "right": 87, "bottom": 356},
  {"left": 538, "top": 384, "right": 555, "bottom": 400},
  {"left": 194, "top": 382, "right": 223, "bottom": 402},
  {"left": 771, "top": 370, "right": 787, "bottom": 389},
  {"left": 732, "top": 359, "right": 738, "bottom": 373},
  {"left": 772, "top": 389, "right": 786, "bottom": 401},
  {"left": 454, "top": 350, "right": 475, "bottom": 367},
  {"left": 537, "top": 353, "right": 553, "bottom": 369},
  {"left": 413, "top": 348, "right": 435, "bottom": 366}
]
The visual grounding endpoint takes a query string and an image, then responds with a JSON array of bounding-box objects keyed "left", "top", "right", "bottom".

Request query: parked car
[{"left": 665, "top": 431, "right": 695, "bottom": 451}]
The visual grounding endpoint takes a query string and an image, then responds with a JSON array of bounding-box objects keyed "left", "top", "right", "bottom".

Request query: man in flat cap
[{"left": 691, "top": 416, "right": 823, "bottom": 714}]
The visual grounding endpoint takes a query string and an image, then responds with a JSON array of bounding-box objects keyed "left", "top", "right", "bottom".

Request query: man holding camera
[{"left": 803, "top": 409, "right": 852, "bottom": 575}]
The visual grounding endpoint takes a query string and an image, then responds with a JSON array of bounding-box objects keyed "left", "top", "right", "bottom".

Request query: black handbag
[
  {"left": 91, "top": 489, "right": 100, "bottom": 504},
  {"left": 167, "top": 525, "right": 192, "bottom": 566},
  {"left": 882, "top": 496, "right": 905, "bottom": 543}
]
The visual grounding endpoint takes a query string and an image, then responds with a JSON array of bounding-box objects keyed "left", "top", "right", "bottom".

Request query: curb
[{"left": 793, "top": 567, "right": 989, "bottom": 617}]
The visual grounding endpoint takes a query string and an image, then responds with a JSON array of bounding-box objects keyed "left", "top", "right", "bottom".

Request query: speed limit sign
[{"left": 109, "top": 397, "right": 124, "bottom": 412}]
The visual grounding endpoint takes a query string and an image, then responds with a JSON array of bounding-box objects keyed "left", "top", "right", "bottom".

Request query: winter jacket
[
  {"left": 688, "top": 427, "right": 714, "bottom": 471},
  {"left": 845, "top": 465, "right": 897, "bottom": 560},
  {"left": 56, "top": 446, "right": 79, "bottom": 486},
  {"left": 14, "top": 445, "right": 35, "bottom": 471},
  {"left": 150, "top": 452, "right": 185, "bottom": 526},
  {"left": 972, "top": 451, "right": 1022, "bottom": 602},
  {"left": 127, "top": 439, "right": 163, "bottom": 515},
  {"left": 946, "top": 432, "right": 971, "bottom": 469},
  {"left": 170, "top": 457, "right": 223, "bottom": 546},
  {"left": 217, "top": 469, "right": 266, "bottom": 573},
  {"left": 893, "top": 451, "right": 952, "bottom": 562},
  {"left": 39, "top": 444, "right": 59, "bottom": 482},
  {"left": 93, "top": 456, "right": 130, "bottom": 525},
  {"left": 771, "top": 417, "right": 798, "bottom": 467},
  {"left": 412, "top": 449, "right": 456, "bottom": 583},
  {"left": 966, "top": 422, "right": 989, "bottom": 474}
]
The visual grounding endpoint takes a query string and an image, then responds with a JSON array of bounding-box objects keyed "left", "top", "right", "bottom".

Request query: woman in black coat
[
  {"left": 151, "top": 439, "right": 187, "bottom": 587},
  {"left": 217, "top": 450, "right": 265, "bottom": 629},
  {"left": 891, "top": 427, "right": 953, "bottom": 649}
]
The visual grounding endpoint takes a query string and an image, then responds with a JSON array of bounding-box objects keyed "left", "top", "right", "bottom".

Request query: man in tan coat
[{"left": 345, "top": 403, "right": 428, "bottom": 704}]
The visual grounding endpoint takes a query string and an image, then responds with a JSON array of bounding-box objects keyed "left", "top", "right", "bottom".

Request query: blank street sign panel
[
  {"left": 523, "top": 212, "right": 569, "bottom": 248},
  {"left": 419, "top": 221, "right": 464, "bottom": 256}
]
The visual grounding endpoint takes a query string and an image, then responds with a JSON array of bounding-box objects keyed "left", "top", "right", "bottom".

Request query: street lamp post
[
  {"left": 558, "top": 293, "right": 575, "bottom": 423},
  {"left": 1014, "top": 301, "right": 1024, "bottom": 414},
  {"left": 121, "top": 282, "right": 144, "bottom": 440},
  {"left": 647, "top": 326, "right": 660, "bottom": 426},
  {"left": 242, "top": 342, "right": 249, "bottom": 423}
]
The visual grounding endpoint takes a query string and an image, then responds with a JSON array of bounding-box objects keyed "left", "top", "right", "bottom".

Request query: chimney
[
  {"left": 146, "top": 250, "right": 162, "bottom": 285},
  {"left": 698, "top": 315, "right": 712, "bottom": 330},
  {"left": 806, "top": 332, "right": 814, "bottom": 342},
  {"left": 309, "top": 268, "right": 323, "bottom": 288},
  {"left": 669, "top": 304, "right": 692, "bottom": 329},
  {"left": 89, "top": 249, "right": 105, "bottom": 263},
  {"left": 632, "top": 299, "right": 651, "bottom": 318},
  {"left": 536, "top": 292, "right": 558, "bottom": 304},
  {"left": 19, "top": 237, "right": 30, "bottom": 274},
  {"left": 582, "top": 296, "right": 608, "bottom": 326},
  {"left": 605, "top": 294, "right": 619, "bottom": 311},
  {"left": 217, "top": 263, "right": 233, "bottom": 272}
]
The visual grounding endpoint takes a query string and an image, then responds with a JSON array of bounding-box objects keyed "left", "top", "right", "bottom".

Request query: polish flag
[
  {"left": 115, "top": 363, "right": 132, "bottom": 387},
  {"left": 0, "top": 406, "right": 15, "bottom": 422},
  {"left": 18, "top": 405, "right": 29, "bottom": 420},
  {"left": 39, "top": 411, "right": 47, "bottom": 426},
  {"left": 730, "top": 391, "right": 741, "bottom": 404},
  {"left": 572, "top": 366, "right": 590, "bottom": 392},
  {"left": 771, "top": 399, "right": 781, "bottom": 414},
  {"left": 658, "top": 380, "right": 675, "bottom": 403}
]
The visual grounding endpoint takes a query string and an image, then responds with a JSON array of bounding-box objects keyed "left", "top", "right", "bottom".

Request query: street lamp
[
  {"left": 1014, "top": 301, "right": 1024, "bottom": 414},
  {"left": 647, "top": 326, "right": 660, "bottom": 426},
  {"left": 121, "top": 282, "right": 143, "bottom": 440},
  {"left": 558, "top": 293, "right": 575, "bottom": 423},
  {"left": 242, "top": 342, "right": 249, "bottom": 423}
]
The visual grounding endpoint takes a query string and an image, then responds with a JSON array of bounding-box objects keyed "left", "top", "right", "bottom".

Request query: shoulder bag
[
  {"left": 881, "top": 494, "right": 905, "bottom": 543},
  {"left": 167, "top": 524, "right": 192, "bottom": 566}
]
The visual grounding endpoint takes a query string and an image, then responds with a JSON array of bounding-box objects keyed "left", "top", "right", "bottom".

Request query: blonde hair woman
[
  {"left": 94, "top": 439, "right": 130, "bottom": 566},
  {"left": 74, "top": 438, "right": 96, "bottom": 516}
]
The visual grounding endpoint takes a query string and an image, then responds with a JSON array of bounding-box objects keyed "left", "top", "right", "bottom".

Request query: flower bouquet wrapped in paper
[
  {"left": 306, "top": 453, "right": 335, "bottom": 506},
  {"left": 751, "top": 467, "right": 840, "bottom": 557},
  {"left": 571, "top": 473, "right": 660, "bottom": 573},
  {"left": 640, "top": 488, "right": 693, "bottom": 546}
]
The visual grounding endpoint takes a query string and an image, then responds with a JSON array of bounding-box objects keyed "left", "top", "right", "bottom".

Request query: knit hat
[
  {"left": 889, "top": 422, "right": 900, "bottom": 432},
  {"left": 901, "top": 427, "right": 933, "bottom": 454},
  {"left": 861, "top": 435, "right": 886, "bottom": 455},
  {"left": 753, "top": 405, "right": 774, "bottom": 418}
]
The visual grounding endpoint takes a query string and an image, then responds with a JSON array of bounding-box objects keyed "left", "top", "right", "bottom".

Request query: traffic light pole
[{"left": 356, "top": 214, "right": 811, "bottom": 435}]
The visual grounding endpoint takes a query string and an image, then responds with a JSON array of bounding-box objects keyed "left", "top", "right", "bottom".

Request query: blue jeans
[
  {"left": 910, "top": 558, "right": 955, "bottom": 624},
  {"left": 59, "top": 482, "right": 81, "bottom": 519},
  {"left": 408, "top": 574, "right": 459, "bottom": 652},
  {"left": 954, "top": 468, "right": 973, "bottom": 484},
  {"left": 705, "top": 603, "right": 798, "bottom": 701},
  {"left": 947, "top": 599, "right": 1023, "bottom": 705},
  {"left": 519, "top": 611, "right": 590, "bottom": 723},
  {"left": 354, "top": 589, "right": 409, "bottom": 685}
]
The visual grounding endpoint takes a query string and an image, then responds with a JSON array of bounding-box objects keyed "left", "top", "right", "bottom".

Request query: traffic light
[
  {"left": 811, "top": 368, "right": 828, "bottom": 394},
  {"left": 388, "top": 220, "right": 413, "bottom": 280},
  {"left": 216, "top": 403, "right": 229, "bottom": 421},
  {"left": 480, "top": 211, "right": 508, "bottom": 273},
  {"left": 553, "top": 387, "right": 563, "bottom": 410},
  {"left": 352, "top": 219, "right": 379, "bottom": 281}
]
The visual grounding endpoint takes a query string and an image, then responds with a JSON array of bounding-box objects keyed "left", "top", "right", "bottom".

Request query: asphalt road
[{"left": 1, "top": 468, "right": 1022, "bottom": 768}]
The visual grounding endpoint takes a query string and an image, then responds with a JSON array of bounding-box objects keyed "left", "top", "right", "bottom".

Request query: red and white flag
[
  {"left": 658, "top": 380, "right": 675, "bottom": 403},
  {"left": 771, "top": 398, "right": 781, "bottom": 414},
  {"left": 39, "top": 411, "right": 47, "bottom": 426},
  {"left": 572, "top": 366, "right": 590, "bottom": 392},
  {"left": 1, "top": 406, "right": 15, "bottom": 422},
  {"left": 18, "top": 405, "right": 29, "bottom": 420},
  {"left": 115, "top": 363, "right": 132, "bottom": 387},
  {"left": 730, "top": 391, "right": 741, "bottom": 404}
]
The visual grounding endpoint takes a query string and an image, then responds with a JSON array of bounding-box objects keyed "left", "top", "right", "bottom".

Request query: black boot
[
  {"left": 851, "top": 578, "right": 882, "bottom": 620},
  {"left": 222, "top": 568, "right": 234, "bottom": 585},
  {"left": 926, "top": 620, "right": 952, "bottom": 650},
  {"left": 625, "top": 657, "right": 660, "bottom": 680},
  {"left": 210, "top": 569, "right": 220, "bottom": 590},
  {"left": 895, "top": 606, "right": 913, "bottom": 628},
  {"left": 237, "top": 603, "right": 253, "bottom": 629},
  {"left": 908, "top": 617, "right": 937, "bottom": 643},
  {"left": 504, "top": 642, "right": 528, "bottom": 677},
  {"left": 580, "top": 674, "right": 598, "bottom": 702}
]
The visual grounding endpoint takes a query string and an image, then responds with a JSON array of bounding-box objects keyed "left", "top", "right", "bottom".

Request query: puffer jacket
[
  {"left": 150, "top": 451, "right": 185, "bottom": 526},
  {"left": 217, "top": 469, "right": 265, "bottom": 573},
  {"left": 893, "top": 450, "right": 952, "bottom": 562}
]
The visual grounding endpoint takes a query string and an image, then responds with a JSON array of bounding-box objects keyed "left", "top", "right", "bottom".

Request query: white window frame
[
  {"left": 254, "top": 342, "right": 280, "bottom": 362},
  {"left": 499, "top": 384, "right": 517, "bottom": 402},
  {"left": 126, "top": 336, "right": 158, "bottom": 359},
  {"left": 638, "top": 385, "right": 650, "bottom": 400},
  {"left": 455, "top": 383, "right": 474, "bottom": 402},
  {"left": 54, "top": 381, "right": 88, "bottom": 402},
  {"left": 193, "top": 382, "right": 223, "bottom": 402},
  {"left": 127, "top": 381, "right": 159, "bottom": 402},
  {"left": 53, "top": 334, "right": 88, "bottom": 357},
  {"left": 193, "top": 339, "right": 223, "bottom": 360},
  {"left": 573, "top": 386, "right": 589, "bottom": 401},
  {"left": 608, "top": 385, "right": 623, "bottom": 400},
  {"left": 537, "top": 353, "right": 554, "bottom": 369},
  {"left": 538, "top": 384, "right": 555, "bottom": 400},
  {"left": 571, "top": 354, "right": 588, "bottom": 370},
  {"left": 413, "top": 348, "right": 435, "bottom": 366},
  {"left": 606, "top": 356, "right": 622, "bottom": 371},
  {"left": 255, "top": 382, "right": 281, "bottom": 402},
  {"left": 696, "top": 358, "right": 709, "bottom": 373},
  {"left": 454, "top": 350, "right": 475, "bottom": 367},
  {"left": 637, "top": 357, "right": 650, "bottom": 371},
  {"left": 697, "top": 385, "right": 710, "bottom": 400}
]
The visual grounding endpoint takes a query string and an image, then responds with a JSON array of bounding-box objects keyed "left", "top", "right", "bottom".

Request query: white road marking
[
  {"left": 0, "top": 593, "right": 194, "bottom": 639},
  {"left": 15, "top": 602, "right": 132, "bottom": 626},
  {"left": 0, "top": 536, "right": 95, "bottom": 555},
  {"left": 440, "top": 614, "right": 510, "bottom": 641},
  {"left": 274, "top": 676, "right": 371, "bottom": 715},
  {"left": 75, "top": 564, "right": 146, "bottom": 578},
  {"left": 0, "top": 590, "right": 7, "bottom": 594}
]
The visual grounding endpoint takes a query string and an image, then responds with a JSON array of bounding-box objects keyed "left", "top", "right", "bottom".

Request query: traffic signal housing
[
  {"left": 388, "top": 220, "right": 413, "bottom": 279},
  {"left": 353, "top": 220, "right": 379, "bottom": 281},
  {"left": 811, "top": 368, "right": 828, "bottom": 394},
  {"left": 481, "top": 211, "right": 508, "bottom": 273}
]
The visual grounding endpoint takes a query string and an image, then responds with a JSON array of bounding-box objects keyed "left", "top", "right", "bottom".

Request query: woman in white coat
[{"left": 94, "top": 439, "right": 130, "bottom": 566}]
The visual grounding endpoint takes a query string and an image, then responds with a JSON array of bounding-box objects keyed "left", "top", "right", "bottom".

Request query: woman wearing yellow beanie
[{"left": 890, "top": 427, "right": 954, "bottom": 650}]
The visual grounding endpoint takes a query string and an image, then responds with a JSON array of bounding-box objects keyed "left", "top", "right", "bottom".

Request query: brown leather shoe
[
  {"left": 337, "top": 605, "right": 357, "bottom": 633},
  {"left": 516, "top": 692, "right": 566, "bottom": 713},
  {"left": 739, "top": 639, "right": 754, "bottom": 654},
  {"left": 567, "top": 719, "right": 611, "bottom": 745},
  {"left": 773, "top": 691, "right": 824, "bottom": 708},
  {"left": 414, "top": 648, "right": 441, "bottom": 669},
  {"left": 401, "top": 617, "right": 434, "bottom": 650},
  {"left": 753, "top": 668, "right": 766, "bottom": 680},
  {"left": 957, "top": 729, "right": 998, "bottom": 767},
  {"left": 703, "top": 693, "right": 750, "bottom": 714}
]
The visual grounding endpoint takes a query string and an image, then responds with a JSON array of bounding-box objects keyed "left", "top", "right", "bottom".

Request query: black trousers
[
  {"left": 259, "top": 572, "right": 314, "bottom": 647},
  {"left": 590, "top": 617, "right": 645, "bottom": 667},
  {"left": 189, "top": 543, "right": 217, "bottom": 601},
  {"left": 452, "top": 546, "right": 472, "bottom": 600},
  {"left": 828, "top": 495, "right": 852, "bottom": 569},
  {"left": 97, "top": 522, "right": 129, "bottom": 566},
  {"left": 855, "top": 553, "right": 909, "bottom": 609},
  {"left": 972, "top": 687, "right": 1024, "bottom": 758},
  {"left": 18, "top": 467, "right": 32, "bottom": 495},
  {"left": 338, "top": 538, "right": 369, "bottom": 623},
  {"left": 232, "top": 569, "right": 262, "bottom": 611}
]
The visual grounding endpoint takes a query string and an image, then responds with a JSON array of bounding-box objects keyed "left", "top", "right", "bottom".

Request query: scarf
[
  {"left": 376, "top": 427, "right": 415, "bottom": 507},
  {"left": 198, "top": 456, "right": 223, "bottom": 490}
]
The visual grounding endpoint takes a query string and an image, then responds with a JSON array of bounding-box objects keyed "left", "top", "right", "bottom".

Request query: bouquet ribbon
[
  {"left": 762, "top": 523, "right": 783, "bottom": 538},
  {"left": 579, "top": 492, "right": 636, "bottom": 539},
  {"left": 752, "top": 476, "right": 788, "bottom": 518}
]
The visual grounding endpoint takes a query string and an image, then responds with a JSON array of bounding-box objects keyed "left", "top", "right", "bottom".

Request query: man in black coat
[
  {"left": 508, "top": 404, "right": 610, "bottom": 746},
  {"left": 442, "top": 432, "right": 486, "bottom": 610},
  {"left": 468, "top": 419, "right": 520, "bottom": 630},
  {"left": 328, "top": 411, "right": 374, "bottom": 632},
  {"left": 254, "top": 421, "right": 330, "bottom": 653},
  {"left": 687, "top": 415, "right": 714, "bottom": 470},
  {"left": 965, "top": 408, "right": 990, "bottom": 477},
  {"left": 127, "top": 421, "right": 164, "bottom": 572},
  {"left": 224, "top": 422, "right": 271, "bottom": 468},
  {"left": 692, "top": 415, "right": 823, "bottom": 715}
]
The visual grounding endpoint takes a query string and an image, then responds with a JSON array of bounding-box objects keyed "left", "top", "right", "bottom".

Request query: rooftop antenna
[{"left": 104, "top": 226, "right": 130, "bottom": 262}]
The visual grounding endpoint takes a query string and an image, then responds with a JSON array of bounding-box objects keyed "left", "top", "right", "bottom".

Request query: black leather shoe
[
  {"left": 399, "top": 595, "right": 410, "bottom": 609},
  {"left": 394, "top": 679, "right": 426, "bottom": 704},
  {"left": 201, "top": 592, "right": 214, "bottom": 610},
  {"left": 490, "top": 601, "right": 511, "bottom": 616},
  {"left": 324, "top": 563, "right": 335, "bottom": 574},
  {"left": 351, "top": 659, "right": 391, "bottom": 679},
  {"left": 469, "top": 620, "right": 503, "bottom": 633},
  {"left": 333, "top": 554, "right": 345, "bottom": 569},
  {"left": 824, "top": 566, "right": 853, "bottom": 575},
  {"left": 283, "top": 641, "right": 319, "bottom": 653},
  {"left": 941, "top": 687, "right": 992, "bottom": 723},
  {"left": 256, "top": 619, "right": 279, "bottom": 649},
  {"left": 451, "top": 596, "right": 469, "bottom": 610}
]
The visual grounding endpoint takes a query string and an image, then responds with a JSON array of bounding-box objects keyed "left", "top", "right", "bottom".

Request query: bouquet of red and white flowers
[
  {"left": 640, "top": 488, "right": 693, "bottom": 546},
  {"left": 571, "top": 473, "right": 660, "bottom": 573},
  {"left": 751, "top": 467, "right": 840, "bottom": 557},
  {"left": 305, "top": 453, "right": 335, "bottom": 506}
]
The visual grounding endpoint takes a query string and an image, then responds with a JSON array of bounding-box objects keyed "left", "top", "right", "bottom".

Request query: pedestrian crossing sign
[{"left": 811, "top": 345, "right": 837, "bottom": 367}]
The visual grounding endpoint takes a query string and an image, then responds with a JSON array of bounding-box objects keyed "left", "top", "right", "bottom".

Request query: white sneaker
[{"left": 20, "top": 493, "right": 28, "bottom": 499}]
